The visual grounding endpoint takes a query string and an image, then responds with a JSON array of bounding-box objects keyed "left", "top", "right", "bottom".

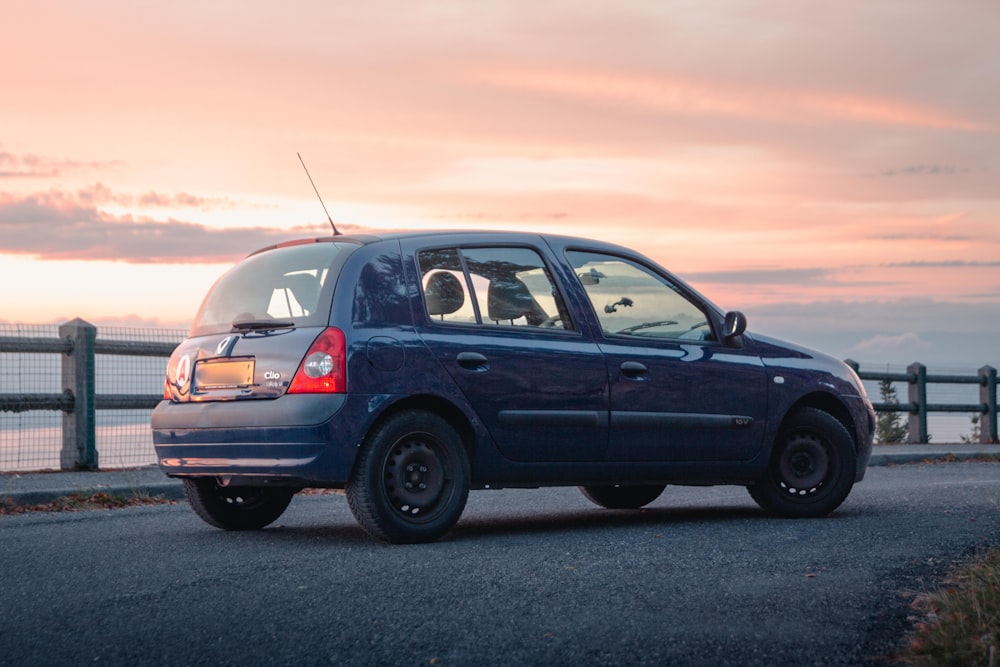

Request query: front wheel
[
  {"left": 183, "top": 479, "right": 294, "bottom": 530},
  {"left": 579, "top": 484, "right": 666, "bottom": 509},
  {"left": 347, "top": 410, "right": 470, "bottom": 544},
  {"left": 748, "top": 407, "right": 857, "bottom": 518}
]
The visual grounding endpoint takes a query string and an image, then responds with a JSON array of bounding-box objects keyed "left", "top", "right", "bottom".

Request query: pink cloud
[
  {"left": 465, "top": 67, "right": 992, "bottom": 131},
  {"left": 0, "top": 151, "right": 123, "bottom": 179},
  {"left": 0, "top": 189, "right": 352, "bottom": 264}
]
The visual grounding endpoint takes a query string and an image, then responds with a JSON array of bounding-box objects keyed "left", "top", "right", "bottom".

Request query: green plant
[
  {"left": 960, "top": 414, "right": 982, "bottom": 445},
  {"left": 877, "top": 377, "right": 909, "bottom": 444}
]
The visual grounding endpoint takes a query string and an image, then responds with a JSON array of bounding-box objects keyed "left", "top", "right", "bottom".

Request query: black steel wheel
[
  {"left": 579, "top": 483, "right": 666, "bottom": 509},
  {"left": 748, "top": 407, "right": 857, "bottom": 518},
  {"left": 347, "top": 410, "right": 470, "bottom": 544},
  {"left": 183, "top": 478, "right": 294, "bottom": 530}
]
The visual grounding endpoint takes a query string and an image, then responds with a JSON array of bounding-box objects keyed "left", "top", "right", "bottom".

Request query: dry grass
[
  {"left": 898, "top": 548, "right": 1000, "bottom": 666},
  {"left": 0, "top": 490, "right": 176, "bottom": 515}
]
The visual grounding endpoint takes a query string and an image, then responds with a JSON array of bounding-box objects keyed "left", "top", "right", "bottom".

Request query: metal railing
[
  {"left": 1, "top": 319, "right": 182, "bottom": 470},
  {"left": 1, "top": 320, "right": 997, "bottom": 472},
  {"left": 846, "top": 360, "right": 998, "bottom": 444}
]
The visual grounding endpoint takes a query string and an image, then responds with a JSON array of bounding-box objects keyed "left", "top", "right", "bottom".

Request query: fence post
[
  {"left": 60, "top": 318, "right": 98, "bottom": 470},
  {"left": 907, "top": 362, "right": 928, "bottom": 444},
  {"left": 980, "top": 365, "right": 998, "bottom": 444}
]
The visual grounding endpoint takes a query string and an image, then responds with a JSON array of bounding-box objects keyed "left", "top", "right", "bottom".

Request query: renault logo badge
[{"left": 216, "top": 336, "right": 236, "bottom": 356}]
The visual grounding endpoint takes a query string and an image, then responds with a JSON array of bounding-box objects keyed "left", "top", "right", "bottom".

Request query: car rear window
[{"left": 190, "top": 241, "right": 359, "bottom": 337}]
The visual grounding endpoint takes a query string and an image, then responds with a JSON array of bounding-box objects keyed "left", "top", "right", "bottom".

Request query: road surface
[{"left": 1, "top": 463, "right": 998, "bottom": 666}]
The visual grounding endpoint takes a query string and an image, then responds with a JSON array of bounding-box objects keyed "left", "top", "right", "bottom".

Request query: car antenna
[{"left": 297, "top": 152, "right": 341, "bottom": 236}]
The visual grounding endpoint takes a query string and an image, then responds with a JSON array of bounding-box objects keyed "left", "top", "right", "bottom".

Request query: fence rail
[
  {"left": 846, "top": 360, "right": 998, "bottom": 444},
  {"left": 0, "top": 319, "right": 181, "bottom": 471},
  {"left": 1, "top": 320, "right": 997, "bottom": 472}
]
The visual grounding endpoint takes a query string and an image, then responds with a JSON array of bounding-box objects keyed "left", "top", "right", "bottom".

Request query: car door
[
  {"left": 408, "top": 242, "right": 610, "bottom": 463},
  {"left": 566, "top": 250, "right": 767, "bottom": 462}
]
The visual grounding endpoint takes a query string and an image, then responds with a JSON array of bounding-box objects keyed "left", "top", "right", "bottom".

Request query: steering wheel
[{"left": 539, "top": 315, "right": 562, "bottom": 328}]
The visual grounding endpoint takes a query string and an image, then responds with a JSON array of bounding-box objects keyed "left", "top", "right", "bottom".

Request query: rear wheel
[
  {"left": 579, "top": 484, "right": 666, "bottom": 509},
  {"left": 183, "top": 479, "right": 294, "bottom": 530},
  {"left": 347, "top": 410, "right": 470, "bottom": 544},
  {"left": 748, "top": 407, "right": 857, "bottom": 517}
]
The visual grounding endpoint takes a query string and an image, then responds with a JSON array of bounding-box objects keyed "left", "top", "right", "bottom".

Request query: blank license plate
[{"left": 194, "top": 359, "right": 254, "bottom": 389}]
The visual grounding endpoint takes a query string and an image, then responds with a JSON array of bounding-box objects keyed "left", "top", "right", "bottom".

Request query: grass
[
  {"left": 883, "top": 454, "right": 1000, "bottom": 466},
  {"left": 0, "top": 489, "right": 176, "bottom": 515},
  {"left": 919, "top": 454, "right": 1000, "bottom": 465},
  {"left": 898, "top": 548, "right": 1000, "bottom": 666}
]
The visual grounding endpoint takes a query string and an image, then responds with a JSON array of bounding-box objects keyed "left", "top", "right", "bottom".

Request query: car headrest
[
  {"left": 424, "top": 272, "right": 465, "bottom": 316},
  {"left": 282, "top": 273, "right": 321, "bottom": 314},
  {"left": 487, "top": 278, "right": 534, "bottom": 322}
]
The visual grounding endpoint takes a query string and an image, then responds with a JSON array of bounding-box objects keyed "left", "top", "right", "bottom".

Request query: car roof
[
  {"left": 257, "top": 229, "right": 635, "bottom": 256},
  {"left": 246, "top": 228, "right": 727, "bottom": 332}
]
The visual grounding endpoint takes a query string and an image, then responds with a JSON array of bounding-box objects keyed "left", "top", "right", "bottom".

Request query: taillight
[{"left": 287, "top": 327, "right": 347, "bottom": 394}]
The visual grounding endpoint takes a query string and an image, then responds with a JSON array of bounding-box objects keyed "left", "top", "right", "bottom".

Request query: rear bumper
[
  {"left": 151, "top": 393, "right": 345, "bottom": 430},
  {"left": 151, "top": 394, "right": 361, "bottom": 486}
]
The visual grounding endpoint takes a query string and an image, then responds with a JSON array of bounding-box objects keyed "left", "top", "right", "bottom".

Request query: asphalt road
[{"left": 2, "top": 463, "right": 999, "bottom": 667}]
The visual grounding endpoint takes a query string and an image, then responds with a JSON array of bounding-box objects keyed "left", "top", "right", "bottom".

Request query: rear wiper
[{"left": 231, "top": 319, "right": 295, "bottom": 333}]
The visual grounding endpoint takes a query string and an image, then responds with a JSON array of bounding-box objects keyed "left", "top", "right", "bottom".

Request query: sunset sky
[{"left": 2, "top": 1, "right": 998, "bottom": 369}]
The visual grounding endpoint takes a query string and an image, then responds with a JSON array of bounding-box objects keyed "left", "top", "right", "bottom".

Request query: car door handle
[
  {"left": 457, "top": 351, "right": 490, "bottom": 372},
  {"left": 620, "top": 361, "right": 648, "bottom": 380}
]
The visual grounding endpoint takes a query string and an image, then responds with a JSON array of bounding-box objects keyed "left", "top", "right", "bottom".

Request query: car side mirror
[
  {"left": 577, "top": 268, "right": 606, "bottom": 285},
  {"left": 723, "top": 311, "right": 747, "bottom": 339}
]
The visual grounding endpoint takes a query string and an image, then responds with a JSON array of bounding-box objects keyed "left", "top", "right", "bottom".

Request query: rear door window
[{"left": 417, "top": 246, "right": 573, "bottom": 331}]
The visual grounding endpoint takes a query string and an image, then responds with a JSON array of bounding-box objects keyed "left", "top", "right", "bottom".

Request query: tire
[
  {"left": 748, "top": 407, "right": 857, "bottom": 518},
  {"left": 579, "top": 484, "right": 666, "bottom": 509},
  {"left": 183, "top": 479, "right": 294, "bottom": 530},
  {"left": 347, "top": 410, "right": 471, "bottom": 544}
]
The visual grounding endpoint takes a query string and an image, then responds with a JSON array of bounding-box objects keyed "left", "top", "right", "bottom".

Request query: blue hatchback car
[{"left": 152, "top": 231, "right": 874, "bottom": 543}]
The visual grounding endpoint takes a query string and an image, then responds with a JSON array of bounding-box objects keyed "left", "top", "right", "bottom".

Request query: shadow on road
[
  {"left": 215, "top": 501, "right": 862, "bottom": 546},
  {"left": 451, "top": 504, "right": 861, "bottom": 541}
]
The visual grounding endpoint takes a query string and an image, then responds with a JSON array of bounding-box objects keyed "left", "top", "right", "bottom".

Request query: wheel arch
[
  {"left": 364, "top": 394, "right": 478, "bottom": 460},
  {"left": 781, "top": 392, "right": 859, "bottom": 450}
]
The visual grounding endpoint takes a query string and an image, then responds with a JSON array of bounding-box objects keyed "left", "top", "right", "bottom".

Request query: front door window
[{"left": 567, "top": 251, "right": 714, "bottom": 342}]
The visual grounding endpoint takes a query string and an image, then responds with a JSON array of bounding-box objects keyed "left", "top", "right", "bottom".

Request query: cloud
[
  {"left": 0, "top": 151, "right": 122, "bottom": 179},
  {"left": 870, "top": 233, "right": 973, "bottom": 242},
  {"left": 880, "top": 165, "right": 976, "bottom": 177},
  {"left": 881, "top": 260, "right": 1000, "bottom": 268},
  {"left": 849, "top": 332, "right": 932, "bottom": 355},
  {"left": 70, "top": 314, "right": 192, "bottom": 331},
  {"left": 684, "top": 268, "right": 834, "bottom": 285},
  {"left": 73, "top": 182, "right": 244, "bottom": 211},
  {"left": 683, "top": 266, "right": 903, "bottom": 291},
  {"left": 743, "top": 299, "right": 1000, "bottom": 368},
  {"left": 750, "top": 298, "right": 1000, "bottom": 335},
  {"left": 0, "top": 189, "right": 356, "bottom": 263},
  {"left": 467, "top": 67, "right": 992, "bottom": 132},
  {"left": 431, "top": 210, "right": 569, "bottom": 222}
]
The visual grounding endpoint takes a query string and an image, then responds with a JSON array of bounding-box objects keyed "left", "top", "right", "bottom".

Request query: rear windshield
[{"left": 190, "top": 241, "right": 359, "bottom": 337}]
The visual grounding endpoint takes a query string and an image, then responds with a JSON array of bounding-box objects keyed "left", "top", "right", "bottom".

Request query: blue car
[{"left": 152, "top": 231, "right": 874, "bottom": 543}]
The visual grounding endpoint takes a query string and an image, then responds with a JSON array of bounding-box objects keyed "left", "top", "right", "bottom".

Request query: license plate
[{"left": 194, "top": 359, "right": 255, "bottom": 389}]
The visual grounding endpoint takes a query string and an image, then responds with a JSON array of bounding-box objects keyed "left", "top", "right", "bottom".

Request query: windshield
[{"left": 190, "top": 241, "right": 358, "bottom": 337}]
